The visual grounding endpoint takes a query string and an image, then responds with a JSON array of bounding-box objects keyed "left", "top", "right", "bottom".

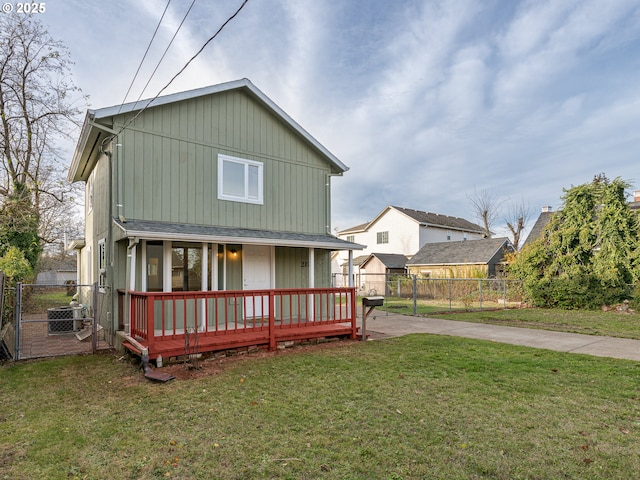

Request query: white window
[
  {"left": 218, "top": 154, "right": 263, "bottom": 205},
  {"left": 98, "top": 239, "right": 106, "bottom": 291},
  {"left": 87, "top": 174, "right": 94, "bottom": 213},
  {"left": 377, "top": 231, "right": 389, "bottom": 244}
]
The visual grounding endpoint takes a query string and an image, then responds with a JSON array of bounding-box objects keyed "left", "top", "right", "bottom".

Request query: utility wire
[
  {"left": 106, "top": 0, "right": 249, "bottom": 143},
  {"left": 132, "top": 0, "right": 198, "bottom": 108},
  {"left": 117, "top": 0, "right": 172, "bottom": 115}
]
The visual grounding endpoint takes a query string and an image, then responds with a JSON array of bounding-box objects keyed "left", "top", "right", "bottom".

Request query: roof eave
[
  {"left": 114, "top": 222, "right": 364, "bottom": 251},
  {"left": 67, "top": 111, "right": 96, "bottom": 183}
]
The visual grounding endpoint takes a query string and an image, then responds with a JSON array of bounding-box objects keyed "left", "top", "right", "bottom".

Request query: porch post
[
  {"left": 211, "top": 243, "right": 218, "bottom": 290},
  {"left": 308, "top": 248, "right": 315, "bottom": 288},
  {"left": 309, "top": 248, "right": 315, "bottom": 321},
  {"left": 200, "top": 242, "right": 208, "bottom": 330},
  {"left": 127, "top": 239, "right": 138, "bottom": 336},
  {"left": 348, "top": 250, "right": 354, "bottom": 288},
  {"left": 140, "top": 240, "right": 147, "bottom": 292},
  {"left": 163, "top": 240, "right": 172, "bottom": 292}
]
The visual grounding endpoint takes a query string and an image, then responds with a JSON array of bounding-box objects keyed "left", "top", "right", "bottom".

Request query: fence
[
  {"left": 333, "top": 273, "right": 525, "bottom": 314},
  {"left": 1, "top": 282, "right": 112, "bottom": 360}
]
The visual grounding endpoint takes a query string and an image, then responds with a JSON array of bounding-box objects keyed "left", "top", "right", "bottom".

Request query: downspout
[{"left": 99, "top": 136, "right": 115, "bottom": 336}]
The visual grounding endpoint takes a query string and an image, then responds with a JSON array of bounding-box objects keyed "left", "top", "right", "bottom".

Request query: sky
[{"left": 33, "top": 0, "right": 640, "bottom": 238}]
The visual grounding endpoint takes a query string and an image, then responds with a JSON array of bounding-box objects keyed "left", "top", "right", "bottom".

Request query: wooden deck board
[{"left": 124, "top": 323, "right": 355, "bottom": 359}]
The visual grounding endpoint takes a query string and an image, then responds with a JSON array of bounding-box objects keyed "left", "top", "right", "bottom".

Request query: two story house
[
  {"left": 67, "top": 79, "right": 362, "bottom": 359},
  {"left": 334, "top": 205, "right": 487, "bottom": 289}
]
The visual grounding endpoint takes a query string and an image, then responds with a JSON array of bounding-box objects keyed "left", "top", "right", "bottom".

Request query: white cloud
[{"left": 39, "top": 0, "right": 640, "bottom": 237}]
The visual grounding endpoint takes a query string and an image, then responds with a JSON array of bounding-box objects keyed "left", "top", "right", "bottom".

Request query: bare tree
[
  {"left": 0, "top": 13, "right": 84, "bottom": 266},
  {"left": 467, "top": 188, "right": 503, "bottom": 238},
  {"left": 504, "top": 198, "right": 531, "bottom": 250}
]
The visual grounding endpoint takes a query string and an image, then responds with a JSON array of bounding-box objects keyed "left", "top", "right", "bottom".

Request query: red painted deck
[{"left": 122, "top": 287, "right": 357, "bottom": 359}]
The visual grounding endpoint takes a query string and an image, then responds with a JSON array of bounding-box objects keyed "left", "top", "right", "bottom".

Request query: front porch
[{"left": 122, "top": 287, "right": 357, "bottom": 359}]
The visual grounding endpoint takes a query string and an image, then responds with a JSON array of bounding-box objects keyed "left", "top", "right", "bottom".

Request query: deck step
[{"left": 122, "top": 341, "right": 143, "bottom": 355}]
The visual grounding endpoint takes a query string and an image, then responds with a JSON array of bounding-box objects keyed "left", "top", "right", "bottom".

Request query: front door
[{"left": 242, "top": 245, "right": 272, "bottom": 318}]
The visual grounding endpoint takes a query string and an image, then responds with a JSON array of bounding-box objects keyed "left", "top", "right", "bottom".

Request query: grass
[
  {"left": 376, "top": 296, "right": 640, "bottom": 340},
  {"left": 382, "top": 297, "right": 519, "bottom": 316},
  {"left": 22, "top": 287, "right": 73, "bottom": 314},
  {"left": 425, "top": 308, "right": 640, "bottom": 340},
  {"left": 2, "top": 335, "right": 640, "bottom": 479}
]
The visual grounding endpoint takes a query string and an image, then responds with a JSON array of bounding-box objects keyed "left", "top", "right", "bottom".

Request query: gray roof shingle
[
  {"left": 114, "top": 218, "right": 364, "bottom": 250},
  {"left": 407, "top": 237, "right": 513, "bottom": 266},
  {"left": 363, "top": 253, "right": 409, "bottom": 269},
  {"left": 392, "top": 206, "right": 486, "bottom": 233}
]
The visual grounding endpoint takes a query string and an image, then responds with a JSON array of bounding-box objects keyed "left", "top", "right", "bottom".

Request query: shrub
[{"left": 525, "top": 275, "right": 628, "bottom": 310}]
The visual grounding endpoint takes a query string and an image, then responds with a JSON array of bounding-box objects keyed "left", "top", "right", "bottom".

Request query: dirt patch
[{"left": 130, "top": 338, "right": 363, "bottom": 382}]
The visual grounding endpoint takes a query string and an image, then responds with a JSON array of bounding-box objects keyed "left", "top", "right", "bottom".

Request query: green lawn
[
  {"left": 426, "top": 308, "right": 640, "bottom": 340},
  {"left": 2, "top": 335, "right": 640, "bottom": 479}
]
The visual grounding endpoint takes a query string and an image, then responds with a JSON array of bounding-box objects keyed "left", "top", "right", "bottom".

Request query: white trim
[
  {"left": 163, "top": 241, "right": 172, "bottom": 292},
  {"left": 129, "top": 244, "right": 137, "bottom": 292},
  {"left": 140, "top": 240, "right": 147, "bottom": 292},
  {"left": 211, "top": 243, "right": 218, "bottom": 290},
  {"left": 217, "top": 154, "right": 264, "bottom": 205},
  {"left": 308, "top": 248, "right": 315, "bottom": 288}
]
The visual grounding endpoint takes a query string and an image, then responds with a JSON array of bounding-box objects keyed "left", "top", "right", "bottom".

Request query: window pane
[
  {"left": 186, "top": 248, "right": 203, "bottom": 291},
  {"left": 248, "top": 164, "right": 259, "bottom": 199},
  {"left": 222, "top": 160, "right": 245, "bottom": 197}
]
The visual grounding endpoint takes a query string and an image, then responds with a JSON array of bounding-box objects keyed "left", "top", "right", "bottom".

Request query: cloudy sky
[{"left": 36, "top": 0, "right": 640, "bottom": 237}]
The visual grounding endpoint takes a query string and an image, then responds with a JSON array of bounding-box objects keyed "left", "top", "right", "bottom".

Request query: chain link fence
[
  {"left": 1, "top": 282, "right": 112, "bottom": 360},
  {"left": 333, "top": 273, "right": 524, "bottom": 315}
]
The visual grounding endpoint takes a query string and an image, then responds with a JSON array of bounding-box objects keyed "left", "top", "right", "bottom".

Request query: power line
[
  {"left": 132, "top": 0, "right": 198, "bottom": 108},
  {"left": 107, "top": 0, "right": 249, "bottom": 143},
  {"left": 117, "top": 0, "right": 172, "bottom": 115}
]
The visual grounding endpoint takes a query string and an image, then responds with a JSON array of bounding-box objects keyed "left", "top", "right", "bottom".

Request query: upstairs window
[
  {"left": 376, "top": 231, "right": 389, "bottom": 244},
  {"left": 218, "top": 154, "right": 263, "bottom": 205},
  {"left": 346, "top": 235, "right": 355, "bottom": 243}
]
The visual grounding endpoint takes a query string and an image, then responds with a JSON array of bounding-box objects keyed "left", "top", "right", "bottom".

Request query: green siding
[
  {"left": 314, "top": 250, "right": 331, "bottom": 288},
  {"left": 275, "top": 247, "right": 309, "bottom": 288},
  {"left": 112, "top": 90, "right": 331, "bottom": 234}
]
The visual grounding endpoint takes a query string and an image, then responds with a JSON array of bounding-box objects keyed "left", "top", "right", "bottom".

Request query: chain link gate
[{"left": 10, "top": 282, "right": 112, "bottom": 360}]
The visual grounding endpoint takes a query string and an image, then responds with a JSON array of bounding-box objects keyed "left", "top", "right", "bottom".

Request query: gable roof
[
  {"left": 337, "top": 222, "right": 370, "bottom": 235},
  {"left": 361, "top": 253, "right": 408, "bottom": 269},
  {"left": 407, "top": 237, "right": 514, "bottom": 266},
  {"left": 523, "top": 210, "right": 554, "bottom": 247},
  {"left": 391, "top": 206, "right": 486, "bottom": 234},
  {"left": 68, "top": 78, "right": 347, "bottom": 182},
  {"left": 338, "top": 206, "right": 486, "bottom": 235}
]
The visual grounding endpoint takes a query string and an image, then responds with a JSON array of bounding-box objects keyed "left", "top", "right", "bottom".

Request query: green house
[{"left": 67, "top": 79, "right": 362, "bottom": 354}]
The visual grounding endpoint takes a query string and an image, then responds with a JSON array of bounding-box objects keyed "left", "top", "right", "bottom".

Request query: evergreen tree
[{"left": 508, "top": 175, "right": 640, "bottom": 308}]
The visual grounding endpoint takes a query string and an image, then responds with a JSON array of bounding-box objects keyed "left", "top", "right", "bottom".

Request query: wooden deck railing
[{"left": 128, "top": 287, "right": 357, "bottom": 352}]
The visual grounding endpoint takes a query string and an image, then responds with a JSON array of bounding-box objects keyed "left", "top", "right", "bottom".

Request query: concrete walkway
[{"left": 358, "top": 313, "right": 640, "bottom": 362}]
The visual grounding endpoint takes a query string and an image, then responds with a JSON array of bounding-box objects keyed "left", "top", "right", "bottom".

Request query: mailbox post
[{"left": 361, "top": 296, "right": 384, "bottom": 341}]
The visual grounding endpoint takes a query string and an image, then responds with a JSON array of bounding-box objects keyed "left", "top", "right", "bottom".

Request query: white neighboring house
[{"left": 333, "top": 206, "right": 487, "bottom": 288}]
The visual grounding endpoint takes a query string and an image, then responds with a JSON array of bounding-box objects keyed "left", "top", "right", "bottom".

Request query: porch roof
[{"left": 114, "top": 218, "right": 364, "bottom": 251}]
